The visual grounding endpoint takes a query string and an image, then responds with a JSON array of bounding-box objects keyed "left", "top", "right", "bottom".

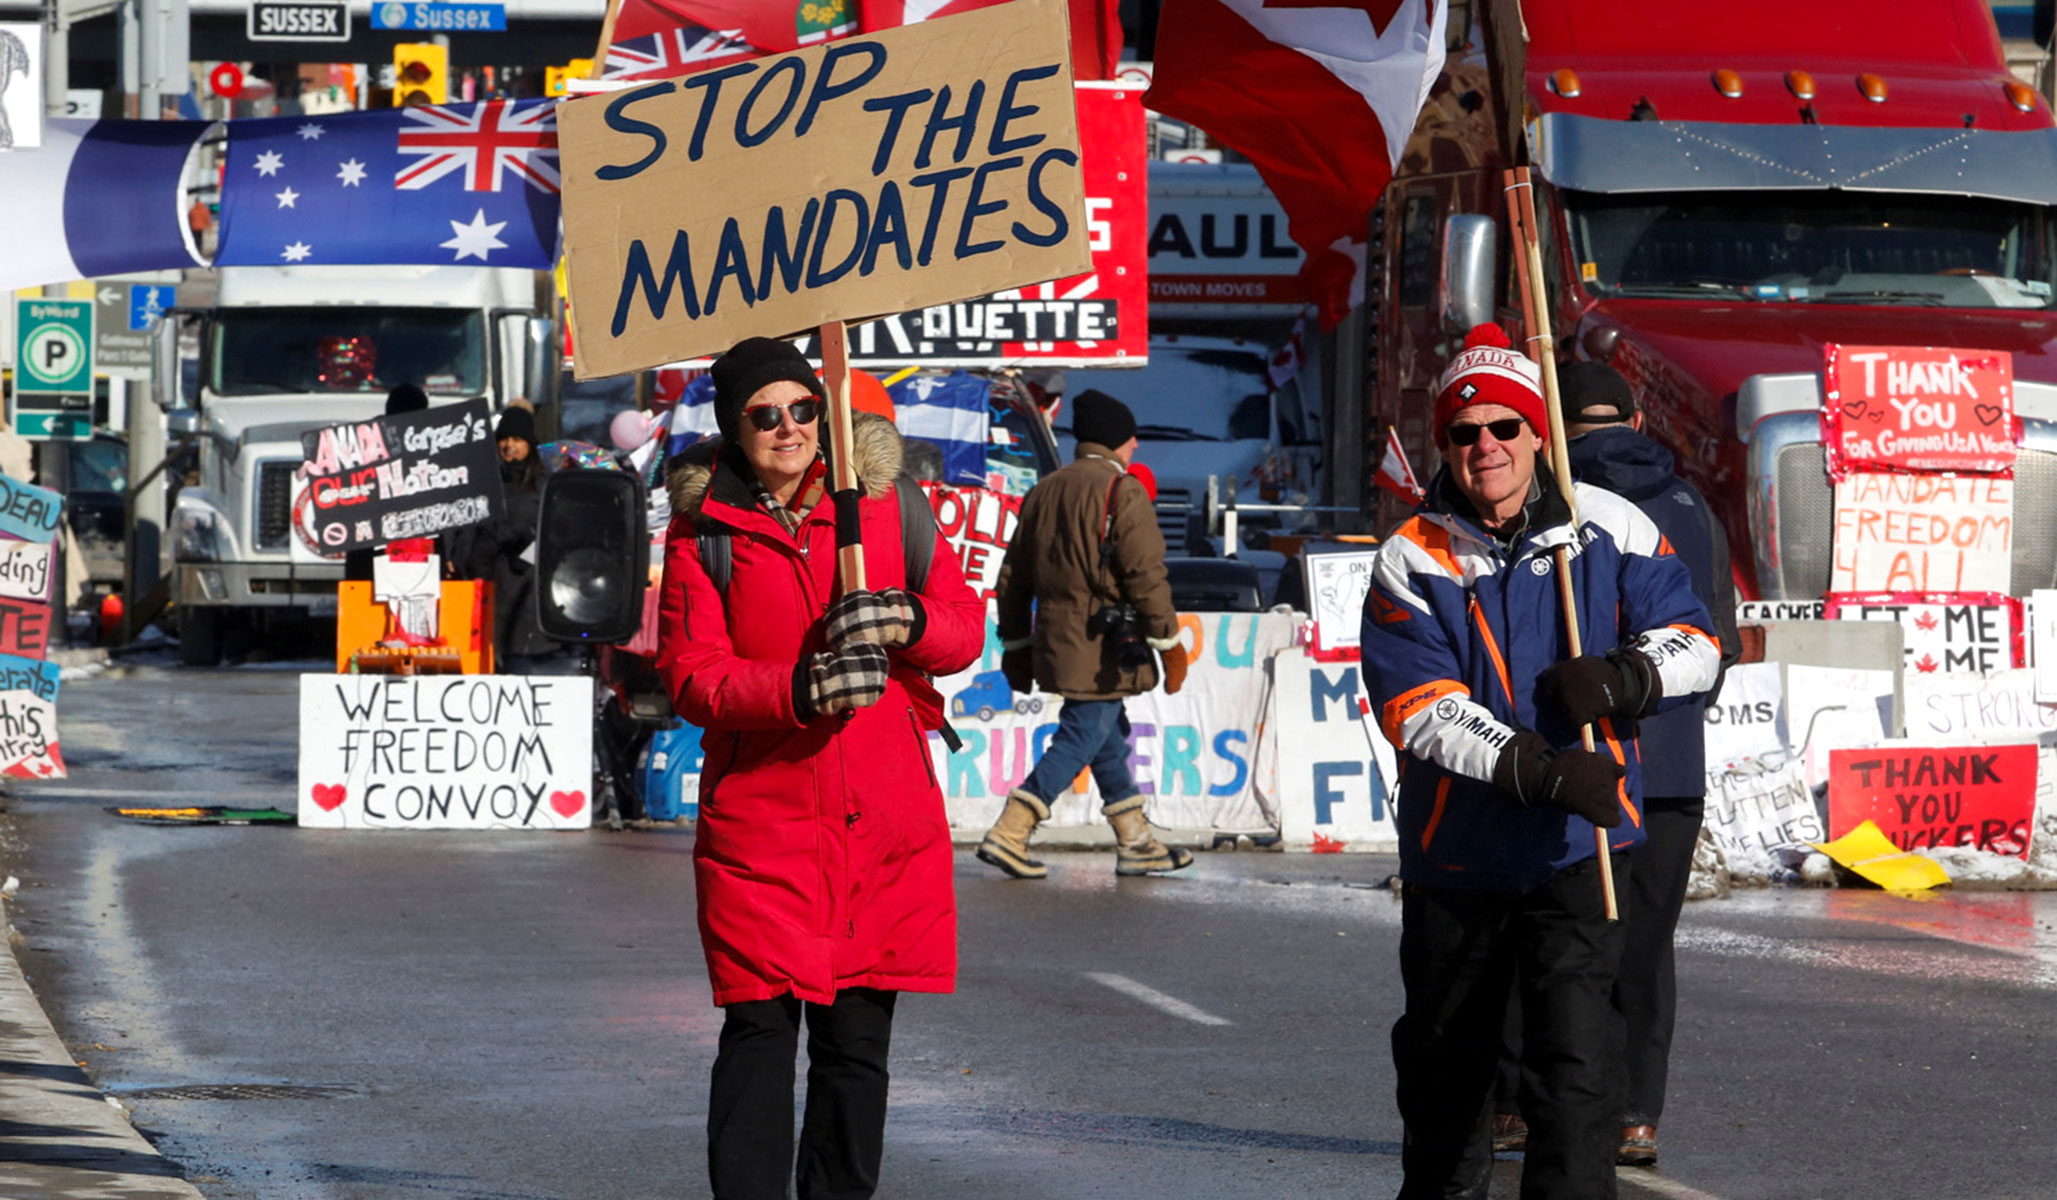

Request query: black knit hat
[
  {"left": 386, "top": 384, "right": 428, "bottom": 414},
  {"left": 495, "top": 404, "right": 536, "bottom": 446},
  {"left": 1557, "top": 361, "right": 1637, "bottom": 427},
  {"left": 711, "top": 336, "right": 825, "bottom": 440},
  {"left": 1070, "top": 388, "right": 1137, "bottom": 450}
]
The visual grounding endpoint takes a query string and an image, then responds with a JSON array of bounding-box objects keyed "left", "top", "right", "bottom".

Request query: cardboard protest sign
[
  {"left": 0, "top": 540, "right": 53, "bottom": 602},
  {"left": 1266, "top": 646, "right": 1398, "bottom": 851},
  {"left": 299, "top": 398, "right": 505, "bottom": 554},
  {"left": 1304, "top": 550, "right": 1379, "bottom": 654},
  {"left": 1701, "top": 661, "right": 1785, "bottom": 779},
  {"left": 298, "top": 674, "right": 594, "bottom": 830},
  {"left": 1811, "top": 820, "right": 1951, "bottom": 891},
  {"left": 0, "top": 597, "right": 52, "bottom": 660},
  {"left": 1825, "top": 591, "right": 2023, "bottom": 676},
  {"left": 1828, "top": 742, "right": 2037, "bottom": 858},
  {"left": 1705, "top": 759, "right": 1821, "bottom": 877},
  {"left": 0, "top": 475, "right": 65, "bottom": 544},
  {"left": 1830, "top": 472, "right": 2011, "bottom": 593},
  {"left": 1822, "top": 344, "right": 2015, "bottom": 479},
  {"left": 1903, "top": 669, "right": 2057, "bottom": 740},
  {"left": 560, "top": 0, "right": 1091, "bottom": 378},
  {"left": 0, "top": 652, "right": 63, "bottom": 779}
]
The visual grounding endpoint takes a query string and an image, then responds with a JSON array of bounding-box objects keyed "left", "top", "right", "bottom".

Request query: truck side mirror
[
  {"left": 150, "top": 315, "right": 184, "bottom": 412},
  {"left": 1439, "top": 214, "right": 1498, "bottom": 334},
  {"left": 523, "top": 315, "right": 558, "bottom": 406}
]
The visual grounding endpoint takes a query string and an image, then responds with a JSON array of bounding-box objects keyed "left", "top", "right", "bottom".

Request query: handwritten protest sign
[
  {"left": 1702, "top": 662, "right": 1786, "bottom": 779},
  {"left": 1305, "top": 551, "right": 1378, "bottom": 654},
  {"left": 1737, "top": 599, "right": 1823, "bottom": 622},
  {"left": 1830, "top": 472, "right": 2011, "bottom": 593},
  {"left": 0, "top": 597, "right": 52, "bottom": 660},
  {"left": 0, "top": 475, "right": 65, "bottom": 544},
  {"left": 559, "top": 0, "right": 1091, "bottom": 377},
  {"left": 1825, "top": 591, "right": 2022, "bottom": 676},
  {"left": 298, "top": 398, "right": 504, "bottom": 554},
  {"left": 924, "top": 484, "right": 1019, "bottom": 602},
  {"left": 0, "top": 653, "right": 63, "bottom": 779},
  {"left": 0, "top": 540, "right": 53, "bottom": 602},
  {"left": 1828, "top": 742, "right": 2037, "bottom": 858},
  {"left": 1821, "top": 344, "right": 2015, "bottom": 479},
  {"left": 1903, "top": 669, "right": 2057, "bottom": 740},
  {"left": 1706, "top": 760, "right": 1822, "bottom": 877},
  {"left": 298, "top": 674, "right": 594, "bottom": 830}
]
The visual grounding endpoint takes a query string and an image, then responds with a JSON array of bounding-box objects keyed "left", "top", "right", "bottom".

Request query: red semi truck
[{"left": 1362, "top": 0, "right": 2057, "bottom": 599}]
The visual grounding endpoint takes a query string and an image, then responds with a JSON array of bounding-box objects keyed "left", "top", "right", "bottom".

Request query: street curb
[
  {"left": 49, "top": 647, "right": 112, "bottom": 670},
  {"left": 0, "top": 897, "right": 209, "bottom": 1199}
]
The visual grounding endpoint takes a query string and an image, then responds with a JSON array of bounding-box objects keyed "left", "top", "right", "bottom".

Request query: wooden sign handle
[{"left": 819, "top": 321, "right": 867, "bottom": 594}]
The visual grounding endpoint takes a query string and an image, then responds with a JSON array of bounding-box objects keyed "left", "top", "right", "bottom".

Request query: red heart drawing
[
  {"left": 1867, "top": 411, "right": 1883, "bottom": 423},
  {"left": 1975, "top": 403, "right": 2004, "bottom": 426},
  {"left": 1842, "top": 400, "right": 1867, "bottom": 418},
  {"left": 310, "top": 783, "right": 347, "bottom": 812},
  {"left": 549, "top": 790, "right": 586, "bottom": 818}
]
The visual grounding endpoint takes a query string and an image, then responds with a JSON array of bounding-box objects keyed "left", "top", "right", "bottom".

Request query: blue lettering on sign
[
  {"left": 1210, "top": 730, "right": 1249, "bottom": 797},
  {"left": 1313, "top": 762, "right": 1363, "bottom": 824},
  {"left": 1309, "top": 666, "right": 1360, "bottom": 723}
]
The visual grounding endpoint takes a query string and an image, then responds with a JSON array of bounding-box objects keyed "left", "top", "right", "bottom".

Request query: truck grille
[
  {"left": 255, "top": 460, "right": 296, "bottom": 551},
  {"left": 1770, "top": 442, "right": 2057, "bottom": 598},
  {"left": 1154, "top": 487, "right": 1193, "bottom": 554}
]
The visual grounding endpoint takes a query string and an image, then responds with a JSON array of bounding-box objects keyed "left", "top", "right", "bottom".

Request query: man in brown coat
[{"left": 976, "top": 389, "right": 1194, "bottom": 879}]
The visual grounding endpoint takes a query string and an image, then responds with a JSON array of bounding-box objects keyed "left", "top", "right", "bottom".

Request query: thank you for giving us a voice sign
[
  {"left": 1822, "top": 344, "right": 2016, "bottom": 479},
  {"left": 298, "top": 398, "right": 505, "bottom": 554},
  {"left": 558, "top": 0, "right": 1090, "bottom": 378}
]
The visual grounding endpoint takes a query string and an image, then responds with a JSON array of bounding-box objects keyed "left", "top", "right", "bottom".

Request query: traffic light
[
  {"left": 392, "top": 43, "right": 448, "bottom": 107},
  {"left": 535, "top": 469, "right": 647, "bottom": 644},
  {"left": 544, "top": 59, "right": 593, "bottom": 98}
]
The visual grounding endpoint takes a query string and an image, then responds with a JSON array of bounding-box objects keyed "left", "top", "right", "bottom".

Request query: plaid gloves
[
  {"left": 824, "top": 588, "right": 923, "bottom": 649},
  {"left": 798, "top": 643, "right": 891, "bottom": 718}
]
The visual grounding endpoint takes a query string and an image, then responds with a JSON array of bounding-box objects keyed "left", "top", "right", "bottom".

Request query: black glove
[
  {"left": 824, "top": 587, "right": 922, "bottom": 649},
  {"left": 1001, "top": 647, "right": 1034, "bottom": 694},
  {"left": 1493, "top": 730, "right": 1624, "bottom": 828},
  {"left": 1537, "top": 650, "right": 1658, "bottom": 728},
  {"left": 797, "top": 643, "right": 891, "bottom": 718}
]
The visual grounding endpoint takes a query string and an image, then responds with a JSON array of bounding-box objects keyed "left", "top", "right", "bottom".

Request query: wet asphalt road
[{"left": 7, "top": 657, "right": 2057, "bottom": 1199}]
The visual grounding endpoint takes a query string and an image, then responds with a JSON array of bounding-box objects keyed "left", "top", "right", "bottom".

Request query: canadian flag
[
  {"left": 1145, "top": 0, "right": 1445, "bottom": 327},
  {"left": 1374, "top": 426, "right": 1425, "bottom": 505},
  {"left": 862, "top": 0, "right": 1123, "bottom": 78}
]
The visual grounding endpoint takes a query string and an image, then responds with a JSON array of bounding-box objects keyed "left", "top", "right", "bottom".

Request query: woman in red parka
[{"left": 655, "top": 337, "right": 984, "bottom": 1200}]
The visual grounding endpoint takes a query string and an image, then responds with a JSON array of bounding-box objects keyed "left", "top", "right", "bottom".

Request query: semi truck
[
  {"left": 1366, "top": 0, "right": 2057, "bottom": 599},
  {"left": 151, "top": 265, "right": 556, "bottom": 664}
]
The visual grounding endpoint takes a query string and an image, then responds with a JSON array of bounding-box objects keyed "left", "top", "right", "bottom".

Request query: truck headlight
[{"left": 175, "top": 508, "right": 230, "bottom": 563}]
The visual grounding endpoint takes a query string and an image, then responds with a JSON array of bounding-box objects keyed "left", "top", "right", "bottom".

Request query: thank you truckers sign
[{"left": 557, "top": 0, "right": 1091, "bottom": 378}]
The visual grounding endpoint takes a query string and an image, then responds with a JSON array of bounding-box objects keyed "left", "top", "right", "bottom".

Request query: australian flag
[{"left": 215, "top": 100, "right": 560, "bottom": 268}]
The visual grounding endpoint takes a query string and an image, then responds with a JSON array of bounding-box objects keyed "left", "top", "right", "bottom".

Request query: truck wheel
[
  {"left": 1028, "top": 699, "right": 1044, "bottom": 714},
  {"left": 180, "top": 609, "right": 223, "bottom": 667},
  {"left": 977, "top": 705, "right": 995, "bottom": 721}
]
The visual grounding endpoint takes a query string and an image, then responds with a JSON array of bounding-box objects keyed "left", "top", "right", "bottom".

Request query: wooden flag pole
[
  {"left": 1503, "top": 167, "right": 1619, "bottom": 922},
  {"left": 586, "top": 0, "right": 624, "bottom": 79},
  {"left": 819, "top": 320, "right": 867, "bottom": 594}
]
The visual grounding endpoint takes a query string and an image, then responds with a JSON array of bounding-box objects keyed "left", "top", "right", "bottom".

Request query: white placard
[
  {"left": 1704, "top": 759, "right": 1822, "bottom": 878},
  {"left": 1702, "top": 662, "right": 1786, "bottom": 781},
  {"left": 1737, "top": 600, "right": 1823, "bottom": 622},
  {"left": 0, "top": 23, "right": 45, "bottom": 150},
  {"left": 0, "top": 540, "right": 52, "bottom": 602},
  {"left": 1902, "top": 669, "right": 2057, "bottom": 740},
  {"left": 1268, "top": 646, "right": 1397, "bottom": 851},
  {"left": 1831, "top": 472, "right": 2011, "bottom": 593},
  {"left": 2034, "top": 590, "right": 2057, "bottom": 703},
  {"left": 1304, "top": 551, "right": 1378, "bottom": 654},
  {"left": 298, "top": 674, "right": 594, "bottom": 830},
  {"left": 1830, "top": 596, "right": 2015, "bottom": 676},
  {"left": 1783, "top": 663, "right": 1894, "bottom": 789}
]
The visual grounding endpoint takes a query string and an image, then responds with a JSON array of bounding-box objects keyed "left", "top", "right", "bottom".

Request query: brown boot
[
  {"left": 1104, "top": 795, "right": 1194, "bottom": 876},
  {"left": 976, "top": 789, "right": 1050, "bottom": 879},
  {"left": 1618, "top": 1124, "right": 1657, "bottom": 1167}
]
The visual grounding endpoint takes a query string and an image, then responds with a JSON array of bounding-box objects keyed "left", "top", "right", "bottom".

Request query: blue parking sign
[{"left": 129, "top": 285, "right": 174, "bottom": 332}]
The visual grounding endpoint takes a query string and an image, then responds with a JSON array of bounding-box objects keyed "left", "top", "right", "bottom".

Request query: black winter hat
[
  {"left": 495, "top": 404, "right": 537, "bottom": 446},
  {"left": 711, "top": 336, "right": 825, "bottom": 440},
  {"left": 386, "top": 384, "right": 429, "bottom": 414},
  {"left": 1070, "top": 388, "right": 1137, "bottom": 450},
  {"left": 1558, "top": 361, "right": 1637, "bottom": 427}
]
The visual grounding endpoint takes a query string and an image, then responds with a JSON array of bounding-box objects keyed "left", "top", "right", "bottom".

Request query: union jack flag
[
  {"left": 603, "top": 26, "right": 759, "bottom": 81},
  {"left": 397, "top": 101, "right": 560, "bottom": 194}
]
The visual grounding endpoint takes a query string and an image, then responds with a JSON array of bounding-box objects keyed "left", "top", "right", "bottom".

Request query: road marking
[
  {"left": 1083, "top": 972, "right": 1233, "bottom": 1026},
  {"left": 1622, "top": 1169, "right": 1732, "bottom": 1200}
]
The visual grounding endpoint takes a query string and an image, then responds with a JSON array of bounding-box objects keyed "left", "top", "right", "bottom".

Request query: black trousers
[
  {"left": 1394, "top": 857, "right": 1628, "bottom": 1200},
  {"left": 708, "top": 988, "right": 898, "bottom": 1200},
  {"left": 1614, "top": 796, "right": 1703, "bottom": 1126}
]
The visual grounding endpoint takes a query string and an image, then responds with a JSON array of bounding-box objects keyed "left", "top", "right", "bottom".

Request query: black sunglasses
[
  {"left": 1446, "top": 417, "right": 1526, "bottom": 447},
  {"left": 745, "top": 399, "right": 821, "bottom": 431}
]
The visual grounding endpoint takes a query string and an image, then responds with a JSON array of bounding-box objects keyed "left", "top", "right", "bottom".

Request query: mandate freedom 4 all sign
[
  {"left": 248, "top": 0, "right": 350, "bottom": 41},
  {"left": 558, "top": 0, "right": 1091, "bottom": 378},
  {"left": 298, "top": 398, "right": 504, "bottom": 554}
]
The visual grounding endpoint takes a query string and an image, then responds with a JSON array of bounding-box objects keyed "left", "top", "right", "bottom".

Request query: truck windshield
[
  {"left": 1064, "top": 346, "right": 1271, "bottom": 442},
  {"left": 208, "top": 308, "right": 487, "bottom": 396},
  {"left": 1567, "top": 191, "right": 2055, "bottom": 309}
]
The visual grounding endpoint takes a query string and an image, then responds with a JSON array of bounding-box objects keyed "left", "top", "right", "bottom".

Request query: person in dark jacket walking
[
  {"left": 1361, "top": 325, "right": 1719, "bottom": 1200},
  {"left": 655, "top": 337, "right": 985, "bottom": 1200},
  {"left": 1561, "top": 362, "right": 1741, "bottom": 1166}
]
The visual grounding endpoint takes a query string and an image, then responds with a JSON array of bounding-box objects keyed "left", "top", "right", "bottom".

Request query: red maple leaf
[
  {"left": 1914, "top": 610, "right": 1939, "bottom": 631},
  {"left": 1915, "top": 652, "right": 1940, "bottom": 673}
]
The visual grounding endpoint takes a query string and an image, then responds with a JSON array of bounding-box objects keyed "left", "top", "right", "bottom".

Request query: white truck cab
[{"left": 152, "top": 265, "right": 556, "bottom": 664}]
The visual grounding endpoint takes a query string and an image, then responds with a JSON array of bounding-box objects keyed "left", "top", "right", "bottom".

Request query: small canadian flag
[{"left": 1374, "top": 427, "right": 1425, "bottom": 505}]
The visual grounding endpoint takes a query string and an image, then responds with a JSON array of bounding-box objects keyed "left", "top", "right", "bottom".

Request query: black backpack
[{"left": 694, "top": 471, "right": 938, "bottom": 593}]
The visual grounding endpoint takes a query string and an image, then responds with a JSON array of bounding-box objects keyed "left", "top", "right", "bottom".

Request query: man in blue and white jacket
[{"left": 1360, "top": 325, "right": 1719, "bottom": 1200}]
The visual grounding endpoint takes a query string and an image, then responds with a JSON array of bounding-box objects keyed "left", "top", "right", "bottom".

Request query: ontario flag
[{"left": 1145, "top": 0, "right": 1445, "bottom": 327}]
